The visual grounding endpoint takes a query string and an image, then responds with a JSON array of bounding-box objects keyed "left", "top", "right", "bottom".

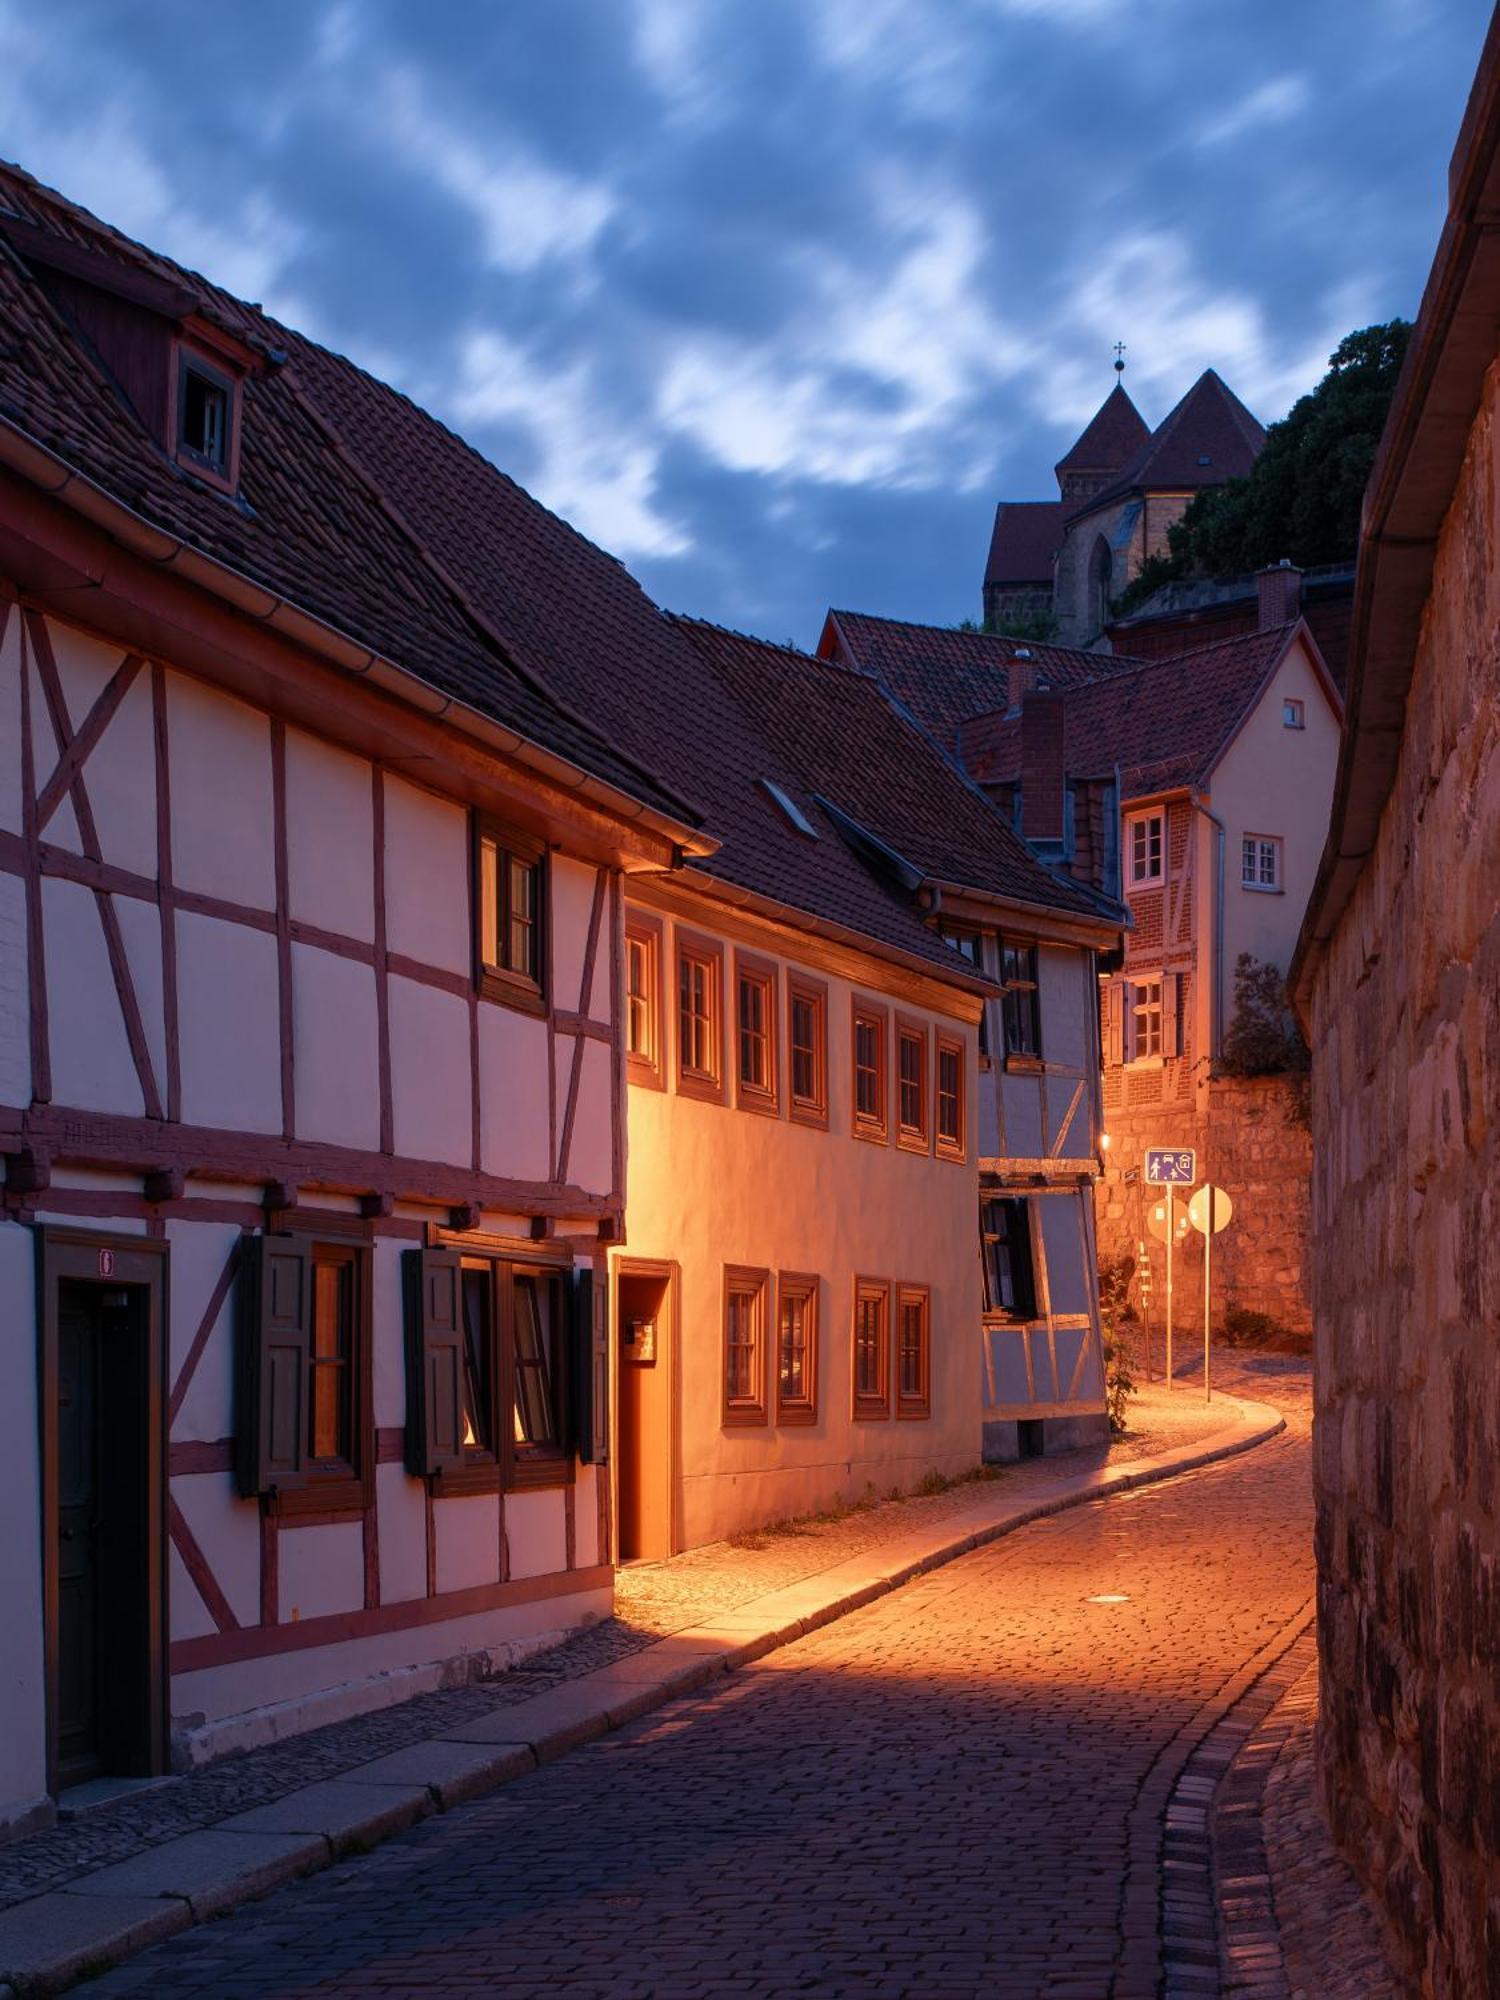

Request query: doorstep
[{"left": 0, "top": 1388, "right": 1283, "bottom": 1997}]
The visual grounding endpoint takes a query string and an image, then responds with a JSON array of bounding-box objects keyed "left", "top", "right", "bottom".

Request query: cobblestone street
[{"left": 57, "top": 1359, "right": 1399, "bottom": 1999}]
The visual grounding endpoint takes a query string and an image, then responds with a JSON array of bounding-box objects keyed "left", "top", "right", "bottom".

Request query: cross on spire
[{"left": 1113, "top": 342, "right": 1127, "bottom": 377}]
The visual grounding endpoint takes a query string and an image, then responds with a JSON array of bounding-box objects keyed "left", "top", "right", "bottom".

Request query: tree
[
  {"left": 1219, "top": 954, "right": 1308, "bottom": 1078},
  {"left": 1115, "top": 320, "right": 1412, "bottom": 615}
]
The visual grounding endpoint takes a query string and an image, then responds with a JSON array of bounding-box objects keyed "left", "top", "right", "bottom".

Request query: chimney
[
  {"left": 1006, "top": 650, "right": 1038, "bottom": 712},
  {"left": 1019, "top": 689, "right": 1066, "bottom": 845},
  {"left": 1256, "top": 559, "right": 1303, "bottom": 631}
]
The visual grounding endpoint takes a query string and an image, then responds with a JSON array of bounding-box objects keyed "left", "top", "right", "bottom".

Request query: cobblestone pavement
[
  {"left": 0, "top": 1369, "right": 1264, "bottom": 1917},
  {"left": 68, "top": 1356, "right": 1359, "bottom": 1999}
]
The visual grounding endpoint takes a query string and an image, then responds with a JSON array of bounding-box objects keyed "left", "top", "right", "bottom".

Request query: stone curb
[{"left": 1, "top": 1392, "right": 1284, "bottom": 1997}]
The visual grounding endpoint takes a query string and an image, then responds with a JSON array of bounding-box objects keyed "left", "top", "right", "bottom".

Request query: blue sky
[{"left": 0, "top": 1, "right": 1488, "bottom": 644}]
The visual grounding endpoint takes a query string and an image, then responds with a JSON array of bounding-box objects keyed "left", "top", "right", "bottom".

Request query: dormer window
[{"left": 178, "top": 354, "right": 232, "bottom": 474}]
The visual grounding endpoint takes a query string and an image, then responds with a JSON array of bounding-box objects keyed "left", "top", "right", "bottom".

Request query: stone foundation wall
[
  {"left": 1095, "top": 1074, "right": 1311, "bottom": 1337},
  {"left": 1305, "top": 357, "right": 1500, "bottom": 1997}
]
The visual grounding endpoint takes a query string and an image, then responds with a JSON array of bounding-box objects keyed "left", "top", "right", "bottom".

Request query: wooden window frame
[
  {"left": 625, "top": 912, "right": 665, "bottom": 1089},
  {"left": 939, "top": 927, "right": 990, "bottom": 1061},
  {"left": 1128, "top": 978, "right": 1164, "bottom": 1063},
  {"left": 1282, "top": 698, "right": 1305, "bottom": 730},
  {"left": 934, "top": 1032, "right": 967, "bottom": 1163},
  {"left": 775, "top": 1272, "right": 820, "bottom": 1426},
  {"left": 1240, "top": 833, "right": 1283, "bottom": 894},
  {"left": 269, "top": 1237, "right": 375, "bottom": 1520},
  {"left": 896, "top": 1284, "right": 932, "bottom": 1420},
  {"left": 851, "top": 996, "right": 889, "bottom": 1145},
  {"left": 676, "top": 929, "right": 726, "bottom": 1104},
  {"left": 786, "top": 972, "right": 829, "bottom": 1129},
  {"left": 851, "top": 1278, "right": 892, "bottom": 1422},
  {"left": 1126, "top": 808, "right": 1165, "bottom": 889},
  {"left": 895, "top": 1015, "right": 930, "bottom": 1154},
  {"left": 999, "top": 938, "right": 1042, "bottom": 1065},
  {"left": 734, "top": 950, "right": 780, "bottom": 1117},
  {"left": 474, "top": 815, "right": 549, "bottom": 1015},
  {"left": 981, "top": 1196, "right": 1038, "bottom": 1320},
  {"left": 173, "top": 342, "right": 241, "bottom": 492},
  {"left": 722, "top": 1265, "right": 770, "bottom": 1427}
]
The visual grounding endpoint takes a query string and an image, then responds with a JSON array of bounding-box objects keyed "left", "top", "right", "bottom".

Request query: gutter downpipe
[{"left": 1191, "top": 793, "right": 1227, "bottom": 1061}]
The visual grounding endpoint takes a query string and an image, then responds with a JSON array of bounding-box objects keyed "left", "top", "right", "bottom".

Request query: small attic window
[
  {"left": 759, "top": 779, "right": 818, "bottom": 838},
  {"left": 177, "top": 351, "right": 235, "bottom": 479},
  {"left": 1196, "top": 453, "right": 1212, "bottom": 467}
]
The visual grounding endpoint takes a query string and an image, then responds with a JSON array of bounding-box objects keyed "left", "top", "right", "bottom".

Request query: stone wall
[
  {"left": 1305, "top": 356, "right": 1500, "bottom": 1996},
  {"left": 1095, "top": 1074, "right": 1311, "bottom": 1338}
]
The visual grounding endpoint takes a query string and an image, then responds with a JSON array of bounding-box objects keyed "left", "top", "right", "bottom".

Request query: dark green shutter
[
  {"left": 237, "top": 1233, "right": 311, "bottom": 1496},
  {"left": 571, "top": 1267, "right": 608, "bottom": 1464},
  {"left": 403, "top": 1247, "right": 466, "bottom": 1476}
]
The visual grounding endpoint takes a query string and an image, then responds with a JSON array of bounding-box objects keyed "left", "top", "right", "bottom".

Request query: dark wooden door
[
  {"left": 52, "top": 1278, "right": 155, "bottom": 1788},
  {"left": 56, "top": 1289, "right": 102, "bottom": 1785}
]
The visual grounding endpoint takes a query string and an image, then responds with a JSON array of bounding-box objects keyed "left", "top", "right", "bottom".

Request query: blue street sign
[{"left": 1145, "top": 1148, "right": 1196, "bottom": 1185}]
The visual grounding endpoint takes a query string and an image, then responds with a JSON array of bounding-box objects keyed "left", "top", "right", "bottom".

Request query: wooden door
[
  {"left": 615, "top": 1265, "right": 674, "bottom": 1562},
  {"left": 56, "top": 1289, "right": 101, "bottom": 1785},
  {"left": 52, "top": 1277, "right": 156, "bottom": 1788}
]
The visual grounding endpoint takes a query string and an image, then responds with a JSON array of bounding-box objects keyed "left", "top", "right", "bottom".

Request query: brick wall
[
  {"left": 1095, "top": 1075, "right": 1311, "bottom": 1336},
  {"left": 1305, "top": 357, "right": 1500, "bottom": 1996}
]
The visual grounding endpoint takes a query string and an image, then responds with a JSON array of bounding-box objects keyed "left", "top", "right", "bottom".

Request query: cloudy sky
[{"left": 0, "top": 1, "right": 1488, "bottom": 643}]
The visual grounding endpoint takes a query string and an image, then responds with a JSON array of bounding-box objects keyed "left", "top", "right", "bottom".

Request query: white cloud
[
  {"left": 379, "top": 70, "right": 615, "bottom": 275},
  {"left": 658, "top": 176, "right": 1030, "bottom": 491},
  {"left": 445, "top": 329, "right": 688, "bottom": 560},
  {"left": 1196, "top": 75, "right": 1311, "bottom": 149}
]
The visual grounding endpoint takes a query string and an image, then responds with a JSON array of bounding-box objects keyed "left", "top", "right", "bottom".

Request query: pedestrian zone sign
[{"left": 1145, "top": 1148, "right": 1196, "bottom": 1185}]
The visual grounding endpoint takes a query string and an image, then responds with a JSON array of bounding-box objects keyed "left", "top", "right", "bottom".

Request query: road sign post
[
  {"left": 1187, "top": 1183, "right": 1234, "bottom": 1403},
  {"left": 1145, "top": 1151, "right": 1195, "bottom": 1389}
]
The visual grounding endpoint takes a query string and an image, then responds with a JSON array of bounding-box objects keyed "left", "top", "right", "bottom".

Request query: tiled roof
[
  {"left": 821, "top": 608, "right": 1139, "bottom": 754},
  {"left": 1074, "top": 370, "right": 1265, "bottom": 520},
  {"left": 1055, "top": 383, "right": 1151, "bottom": 477},
  {"left": 984, "top": 501, "right": 1065, "bottom": 586},
  {"left": 0, "top": 160, "right": 1106, "bottom": 981},
  {"left": 0, "top": 164, "right": 697, "bottom": 828},
  {"left": 959, "top": 625, "right": 1299, "bottom": 799},
  {"left": 676, "top": 620, "right": 1110, "bottom": 922}
]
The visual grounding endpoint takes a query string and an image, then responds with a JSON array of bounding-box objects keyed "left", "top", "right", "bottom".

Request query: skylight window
[{"left": 760, "top": 779, "right": 818, "bottom": 838}]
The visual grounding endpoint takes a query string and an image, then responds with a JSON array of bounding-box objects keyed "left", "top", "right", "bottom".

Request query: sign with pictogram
[{"left": 1145, "top": 1148, "right": 1196, "bottom": 1185}]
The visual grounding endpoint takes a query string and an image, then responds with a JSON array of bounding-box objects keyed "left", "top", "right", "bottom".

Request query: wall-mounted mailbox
[{"left": 623, "top": 1316, "right": 657, "bottom": 1364}]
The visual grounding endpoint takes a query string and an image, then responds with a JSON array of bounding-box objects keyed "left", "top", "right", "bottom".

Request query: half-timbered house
[{"left": 0, "top": 165, "right": 719, "bottom": 1832}]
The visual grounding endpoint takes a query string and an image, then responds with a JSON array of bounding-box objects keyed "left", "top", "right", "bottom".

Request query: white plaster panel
[
  {"left": 0, "top": 871, "right": 28, "bottom": 1109},
  {"left": 1054, "top": 1326, "right": 1087, "bottom": 1402},
  {"left": 382, "top": 775, "right": 469, "bottom": 974},
  {"left": 171, "top": 1475, "right": 262, "bottom": 1632},
  {"left": 1028, "top": 1327, "right": 1057, "bottom": 1401},
  {"left": 292, "top": 945, "right": 380, "bottom": 1150},
  {"left": 549, "top": 855, "right": 596, "bottom": 1013},
  {"left": 278, "top": 1520, "right": 365, "bottom": 1622},
  {"left": 0, "top": 601, "right": 21, "bottom": 837},
  {"left": 176, "top": 912, "right": 282, "bottom": 1134},
  {"left": 1001, "top": 1072, "right": 1044, "bottom": 1158},
  {"left": 572, "top": 1467, "right": 598, "bottom": 1570},
  {"left": 1038, "top": 947, "right": 1088, "bottom": 1071},
  {"left": 388, "top": 976, "right": 471, "bottom": 1167},
  {"left": 51, "top": 623, "right": 158, "bottom": 879},
  {"left": 505, "top": 1488, "right": 568, "bottom": 1581},
  {"left": 377, "top": 1462, "right": 427, "bottom": 1606},
  {"left": 434, "top": 1492, "right": 500, "bottom": 1594},
  {"left": 285, "top": 730, "right": 374, "bottom": 943},
  {"left": 477, "top": 1004, "right": 550, "bottom": 1183},
  {"left": 167, "top": 674, "right": 276, "bottom": 909},
  {"left": 589, "top": 905, "right": 616, "bottom": 1023},
  {"left": 168, "top": 1542, "right": 218, "bottom": 1643},
  {"left": 1040, "top": 1196, "right": 1090, "bottom": 1316},
  {"left": 41, "top": 876, "right": 144, "bottom": 1115},
  {"left": 371, "top": 1238, "right": 407, "bottom": 1429},
  {"left": 115, "top": 896, "right": 167, "bottom": 1107},
  {"left": 566, "top": 1038, "right": 615, "bottom": 1195},
  {"left": 988, "top": 1324, "right": 1031, "bottom": 1407},
  {"left": 0, "top": 1225, "right": 47, "bottom": 1818},
  {"left": 165, "top": 1218, "right": 243, "bottom": 1443}
]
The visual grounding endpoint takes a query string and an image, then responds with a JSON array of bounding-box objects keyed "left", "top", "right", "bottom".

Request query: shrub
[
  {"left": 1219, "top": 954, "right": 1308, "bottom": 1078},
  {"left": 1098, "top": 1254, "right": 1139, "bottom": 1434}
]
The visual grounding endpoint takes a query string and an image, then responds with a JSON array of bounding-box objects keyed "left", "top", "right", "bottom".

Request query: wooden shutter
[
  {"left": 571, "top": 1267, "right": 608, "bottom": 1464},
  {"left": 402, "top": 1247, "right": 466, "bottom": 1477},
  {"left": 1168, "top": 972, "right": 1185, "bottom": 1058},
  {"left": 1105, "top": 980, "right": 1124, "bottom": 1068},
  {"left": 237, "top": 1234, "right": 311, "bottom": 1497}
]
